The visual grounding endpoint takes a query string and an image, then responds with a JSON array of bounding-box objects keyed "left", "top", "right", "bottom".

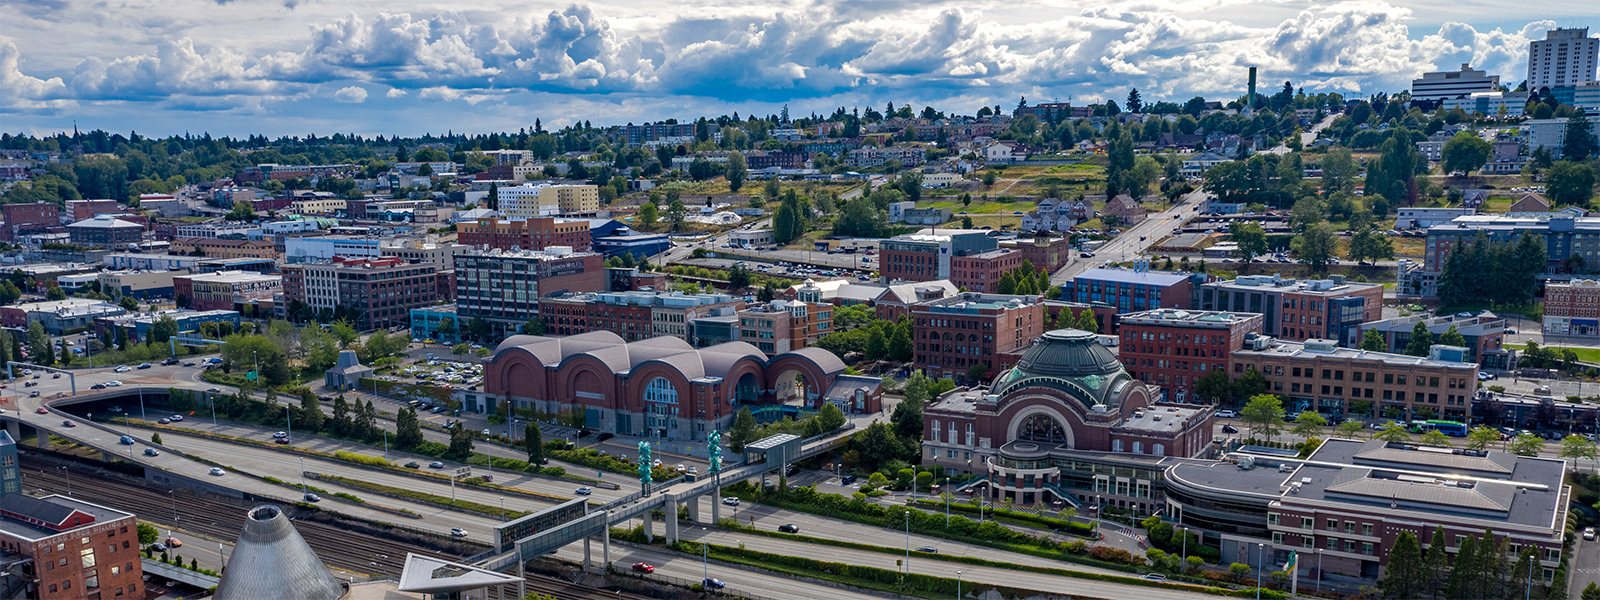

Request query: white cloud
[
  {"left": 333, "top": 85, "right": 368, "bottom": 103},
  {"left": 0, "top": 1, "right": 1577, "bottom": 132}
]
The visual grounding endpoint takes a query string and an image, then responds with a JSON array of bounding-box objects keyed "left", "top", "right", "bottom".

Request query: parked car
[
  {"left": 1585, "top": 527, "right": 1596, "bottom": 541},
  {"left": 1215, "top": 410, "right": 1239, "bottom": 419}
]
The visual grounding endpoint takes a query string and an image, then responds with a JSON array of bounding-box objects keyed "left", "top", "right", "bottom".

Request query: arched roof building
[
  {"left": 474, "top": 332, "right": 880, "bottom": 441},
  {"left": 922, "top": 328, "right": 1215, "bottom": 511}
]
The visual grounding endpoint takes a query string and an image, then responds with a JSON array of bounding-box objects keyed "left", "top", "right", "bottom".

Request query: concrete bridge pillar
[
  {"left": 583, "top": 536, "right": 591, "bottom": 570},
  {"left": 711, "top": 486, "right": 721, "bottom": 524},
  {"left": 664, "top": 494, "right": 679, "bottom": 544},
  {"left": 6, "top": 420, "right": 18, "bottom": 444},
  {"left": 602, "top": 525, "right": 611, "bottom": 568},
  {"left": 36, "top": 425, "right": 48, "bottom": 448},
  {"left": 642, "top": 511, "right": 653, "bottom": 543},
  {"left": 685, "top": 493, "right": 700, "bottom": 524}
]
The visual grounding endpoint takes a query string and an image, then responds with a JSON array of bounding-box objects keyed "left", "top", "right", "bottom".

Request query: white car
[
  {"left": 105, "top": 381, "right": 123, "bottom": 387},
  {"left": 1215, "top": 409, "right": 1238, "bottom": 419},
  {"left": 209, "top": 468, "right": 226, "bottom": 476},
  {"left": 170, "top": 415, "right": 183, "bottom": 422},
  {"left": 114, "top": 366, "right": 132, "bottom": 373}
]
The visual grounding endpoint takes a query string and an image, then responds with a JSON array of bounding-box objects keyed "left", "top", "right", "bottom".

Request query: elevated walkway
[{"left": 142, "top": 558, "right": 220, "bottom": 589}]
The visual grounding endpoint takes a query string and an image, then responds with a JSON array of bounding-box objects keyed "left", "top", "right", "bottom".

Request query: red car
[
  {"left": 35, "top": 408, "right": 48, "bottom": 414},
  {"left": 631, "top": 562, "right": 654, "bottom": 573}
]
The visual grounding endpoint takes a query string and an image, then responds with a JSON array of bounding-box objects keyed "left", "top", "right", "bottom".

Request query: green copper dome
[{"left": 992, "top": 328, "right": 1135, "bottom": 413}]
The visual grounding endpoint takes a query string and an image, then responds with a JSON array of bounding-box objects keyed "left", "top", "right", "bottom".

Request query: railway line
[{"left": 20, "top": 456, "right": 653, "bottom": 599}]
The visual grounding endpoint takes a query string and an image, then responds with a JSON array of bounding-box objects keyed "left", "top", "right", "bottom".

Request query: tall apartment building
[
  {"left": 1409, "top": 64, "right": 1500, "bottom": 102},
  {"left": 1117, "top": 309, "right": 1264, "bottom": 403},
  {"left": 879, "top": 229, "right": 997, "bottom": 283},
  {"left": 281, "top": 257, "right": 437, "bottom": 330},
  {"left": 1064, "top": 267, "right": 1201, "bottom": 315},
  {"left": 1423, "top": 214, "right": 1599, "bottom": 272},
  {"left": 1526, "top": 27, "right": 1599, "bottom": 91},
  {"left": 457, "top": 217, "right": 591, "bottom": 252},
  {"left": 456, "top": 248, "right": 607, "bottom": 338},
  {"left": 284, "top": 235, "right": 383, "bottom": 263},
  {"left": 1525, "top": 115, "right": 1600, "bottom": 159},
  {"left": 911, "top": 292, "right": 1045, "bottom": 384},
  {"left": 496, "top": 184, "right": 599, "bottom": 218},
  {"left": 174, "top": 270, "right": 282, "bottom": 312},
  {"left": 1542, "top": 279, "right": 1600, "bottom": 336},
  {"left": 539, "top": 291, "right": 742, "bottom": 343},
  {"left": 1230, "top": 337, "right": 1479, "bottom": 420},
  {"left": 1199, "top": 275, "right": 1383, "bottom": 345},
  {"left": 0, "top": 202, "right": 59, "bottom": 242}
]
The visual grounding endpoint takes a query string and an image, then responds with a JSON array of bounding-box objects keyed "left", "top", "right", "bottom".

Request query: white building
[
  {"left": 1395, "top": 207, "right": 1477, "bottom": 229},
  {"left": 1527, "top": 28, "right": 1599, "bottom": 91},
  {"left": 1410, "top": 64, "right": 1500, "bottom": 102},
  {"left": 261, "top": 220, "right": 322, "bottom": 235},
  {"left": 284, "top": 235, "right": 383, "bottom": 263},
  {"left": 1527, "top": 115, "right": 1600, "bottom": 159},
  {"left": 1575, "top": 81, "right": 1600, "bottom": 114},
  {"left": 922, "top": 173, "right": 960, "bottom": 188},
  {"left": 175, "top": 221, "right": 260, "bottom": 239},
  {"left": 1180, "top": 152, "right": 1230, "bottom": 177},
  {"left": 1440, "top": 92, "right": 1529, "bottom": 116}
]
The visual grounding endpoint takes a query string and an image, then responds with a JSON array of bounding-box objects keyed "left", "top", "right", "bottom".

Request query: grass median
[{"left": 311, "top": 473, "right": 533, "bottom": 520}]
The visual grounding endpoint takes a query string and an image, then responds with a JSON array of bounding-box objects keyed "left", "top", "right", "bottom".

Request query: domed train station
[{"left": 922, "top": 328, "right": 1216, "bottom": 511}]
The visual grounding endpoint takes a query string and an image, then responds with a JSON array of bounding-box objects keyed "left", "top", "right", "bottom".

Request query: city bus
[{"left": 1410, "top": 420, "right": 1468, "bottom": 437}]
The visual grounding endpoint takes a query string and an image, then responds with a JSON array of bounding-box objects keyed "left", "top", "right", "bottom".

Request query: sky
[{"left": 0, "top": 0, "right": 1595, "bottom": 138}]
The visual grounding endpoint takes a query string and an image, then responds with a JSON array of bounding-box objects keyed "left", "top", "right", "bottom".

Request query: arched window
[
  {"left": 956, "top": 333, "right": 966, "bottom": 342},
  {"left": 1017, "top": 413, "right": 1068, "bottom": 444},
  {"left": 644, "top": 377, "right": 678, "bottom": 405},
  {"left": 942, "top": 332, "right": 952, "bottom": 341}
]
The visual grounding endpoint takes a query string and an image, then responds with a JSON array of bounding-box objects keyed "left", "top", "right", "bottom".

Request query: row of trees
[
  {"left": 1381, "top": 527, "right": 1567, "bottom": 600},
  {"left": 1436, "top": 231, "right": 1545, "bottom": 308}
]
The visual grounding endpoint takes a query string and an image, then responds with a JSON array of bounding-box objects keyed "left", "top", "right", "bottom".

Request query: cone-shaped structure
[{"left": 216, "top": 506, "right": 345, "bottom": 600}]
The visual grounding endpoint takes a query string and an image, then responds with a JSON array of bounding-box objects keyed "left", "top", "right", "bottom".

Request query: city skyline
[{"left": 2, "top": 0, "right": 1594, "bottom": 136}]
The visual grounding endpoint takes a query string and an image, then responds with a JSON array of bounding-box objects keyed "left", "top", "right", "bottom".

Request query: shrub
[
  {"left": 1229, "top": 563, "right": 1252, "bottom": 582},
  {"left": 334, "top": 450, "right": 389, "bottom": 467}
]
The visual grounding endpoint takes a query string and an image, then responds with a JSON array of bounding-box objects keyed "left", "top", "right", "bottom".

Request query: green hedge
[
  {"left": 910, "top": 498, "right": 1094, "bottom": 536},
  {"left": 548, "top": 447, "right": 682, "bottom": 481},
  {"left": 314, "top": 473, "right": 531, "bottom": 519}
]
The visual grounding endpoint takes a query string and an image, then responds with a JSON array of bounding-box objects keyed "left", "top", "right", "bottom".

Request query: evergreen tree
[
  {"left": 1076, "top": 308, "right": 1099, "bottom": 333},
  {"left": 1438, "top": 325, "right": 1467, "bottom": 349},
  {"left": 486, "top": 182, "right": 499, "bottom": 211},
  {"left": 728, "top": 407, "right": 757, "bottom": 452},
  {"left": 1563, "top": 111, "right": 1598, "bottom": 161},
  {"left": 1405, "top": 321, "right": 1435, "bottom": 357},
  {"left": 887, "top": 322, "right": 914, "bottom": 361},
  {"left": 1422, "top": 527, "right": 1449, "bottom": 600},
  {"left": 298, "top": 391, "right": 324, "bottom": 433},
  {"left": 396, "top": 406, "right": 424, "bottom": 447},
  {"left": 524, "top": 422, "right": 544, "bottom": 464},
  {"left": 1360, "top": 329, "right": 1387, "bottom": 352},
  {"left": 331, "top": 396, "right": 351, "bottom": 435},
  {"left": 1378, "top": 532, "right": 1424, "bottom": 600}
]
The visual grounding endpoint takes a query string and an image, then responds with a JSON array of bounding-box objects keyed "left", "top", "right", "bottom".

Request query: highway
[
  {"left": 1053, "top": 188, "right": 1208, "bottom": 284},
  {"left": 658, "top": 177, "right": 882, "bottom": 269}
]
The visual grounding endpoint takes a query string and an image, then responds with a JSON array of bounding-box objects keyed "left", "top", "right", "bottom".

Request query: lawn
[
  {"left": 923, "top": 200, "right": 1038, "bottom": 214},
  {"left": 1392, "top": 236, "right": 1425, "bottom": 257},
  {"left": 1547, "top": 347, "right": 1600, "bottom": 364},
  {"left": 963, "top": 215, "right": 1023, "bottom": 230}
]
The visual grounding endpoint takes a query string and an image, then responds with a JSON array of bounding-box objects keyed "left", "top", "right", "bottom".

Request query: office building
[
  {"left": 95, "top": 308, "right": 241, "bottom": 344},
  {"left": 1064, "top": 267, "right": 1202, "bottom": 316},
  {"left": 949, "top": 248, "right": 1028, "bottom": 293},
  {"left": 1410, "top": 64, "right": 1500, "bottom": 102},
  {"left": 540, "top": 290, "right": 741, "bottom": 343},
  {"left": 0, "top": 298, "right": 126, "bottom": 334},
  {"left": 175, "top": 270, "right": 283, "bottom": 313},
  {"left": 65, "top": 199, "right": 122, "bottom": 221},
  {"left": 1230, "top": 336, "right": 1478, "bottom": 420},
  {"left": 457, "top": 248, "right": 607, "bottom": 338},
  {"left": 879, "top": 229, "right": 998, "bottom": 283},
  {"left": 1526, "top": 27, "right": 1599, "bottom": 91},
  {"left": 379, "top": 237, "right": 472, "bottom": 271},
  {"left": 65, "top": 215, "right": 142, "bottom": 250},
  {"left": 911, "top": 292, "right": 1046, "bottom": 384},
  {"left": 169, "top": 238, "right": 278, "bottom": 259},
  {"left": 281, "top": 257, "right": 436, "bottom": 330},
  {"left": 1117, "top": 309, "right": 1264, "bottom": 403},
  {"left": 409, "top": 304, "right": 461, "bottom": 344},
  {"left": 1424, "top": 214, "right": 1600, "bottom": 272},
  {"left": 1199, "top": 275, "right": 1383, "bottom": 344},
  {"left": 733, "top": 299, "right": 833, "bottom": 355},
  {"left": 284, "top": 235, "right": 383, "bottom": 263},
  {"left": 1526, "top": 115, "right": 1600, "bottom": 159},
  {"left": 96, "top": 270, "right": 176, "bottom": 299},
  {"left": 174, "top": 221, "right": 260, "bottom": 239},
  {"left": 457, "top": 217, "right": 591, "bottom": 252},
  {"left": 1356, "top": 313, "right": 1506, "bottom": 363},
  {"left": 1542, "top": 279, "right": 1600, "bottom": 336},
  {"left": 497, "top": 184, "right": 599, "bottom": 218},
  {"left": 102, "top": 253, "right": 202, "bottom": 272},
  {"left": 1, "top": 202, "right": 59, "bottom": 242}
]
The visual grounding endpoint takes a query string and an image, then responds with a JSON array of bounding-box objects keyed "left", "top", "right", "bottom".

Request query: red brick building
[
  {"left": 912, "top": 292, "right": 1046, "bottom": 384},
  {"left": 950, "top": 248, "right": 1026, "bottom": 292},
  {"left": 540, "top": 295, "right": 655, "bottom": 339},
  {"left": 457, "top": 217, "right": 591, "bottom": 252},
  {"left": 1002, "top": 236, "right": 1075, "bottom": 273},
  {"left": 457, "top": 249, "right": 608, "bottom": 338},
  {"left": 1200, "top": 275, "right": 1383, "bottom": 344},
  {"left": 174, "top": 270, "right": 282, "bottom": 312},
  {"left": 65, "top": 199, "right": 121, "bottom": 221},
  {"left": 1542, "top": 279, "right": 1600, "bottom": 336},
  {"left": 1, "top": 202, "right": 59, "bottom": 241},
  {"left": 0, "top": 491, "right": 145, "bottom": 600},
  {"left": 1116, "top": 308, "right": 1264, "bottom": 403}
]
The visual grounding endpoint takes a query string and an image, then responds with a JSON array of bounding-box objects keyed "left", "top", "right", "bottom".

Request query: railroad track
[{"left": 21, "top": 456, "right": 651, "bottom": 599}]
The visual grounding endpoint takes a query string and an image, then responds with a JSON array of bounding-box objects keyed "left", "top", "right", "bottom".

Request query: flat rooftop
[
  {"left": 1234, "top": 337, "right": 1478, "bottom": 370},
  {"left": 0, "top": 494, "right": 134, "bottom": 542},
  {"left": 1073, "top": 268, "right": 1192, "bottom": 287},
  {"left": 1120, "top": 308, "right": 1258, "bottom": 327},
  {"left": 1116, "top": 404, "right": 1209, "bottom": 434}
]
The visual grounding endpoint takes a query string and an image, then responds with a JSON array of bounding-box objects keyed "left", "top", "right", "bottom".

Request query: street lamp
[
  {"left": 956, "top": 570, "right": 963, "bottom": 599},
  {"left": 904, "top": 510, "right": 911, "bottom": 574},
  {"left": 1315, "top": 548, "right": 1323, "bottom": 593},
  {"left": 1255, "top": 543, "right": 1265, "bottom": 600},
  {"left": 56, "top": 466, "right": 70, "bottom": 496}
]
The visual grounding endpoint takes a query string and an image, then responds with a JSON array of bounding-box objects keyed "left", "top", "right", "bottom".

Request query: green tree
[
  {"left": 1547, "top": 161, "right": 1597, "bottom": 207},
  {"left": 1445, "top": 535, "right": 1480, "bottom": 599},
  {"left": 137, "top": 522, "right": 159, "bottom": 544},
  {"left": 1194, "top": 369, "right": 1231, "bottom": 404},
  {"left": 1377, "top": 532, "right": 1424, "bottom": 600},
  {"left": 1240, "top": 394, "right": 1285, "bottom": 442},
  {"left": 45, "top": 286, "right": 65, "bottom": 301},
  {"left": 817, "top": 403, "right": 847, "bottom": 432},
  {"left": 1560, "top": 434, "right": 1598, "bottom": 473},
  {"left": 485, "top": 182, "right": 499, "bottom": 211},
  {"left": 1581, "top": 582, "right": 1600, "bottom": 600},
  {"left": 1229, "top": 221, "right": 1269, "bottom": 261},
  {"left": 1348, "top": 228, "right": 1395, "bottom": 263},
  {"left": 887, "top": 323, "right": 913, "bottom": 361},
  {"left": 26, "top": 321, "right": 52, "bottom": 365},
  {"left": 521, "top": 318, "right": 546, "bottom": 336},
  {"left": 298, "top": 391, "right": 324, "bottom": 433},
  {"left": 1421, "top": 527, "right": 1449, "bottom": 596},
  {"left": 726, "top": 151, "right": 748, "bottom": 192},
  {"left": 220, "top": 334, "right": 291, "bottom": 387},
  {"left": 1337, "top": 420, "right": 1365, "bottom": 439},
  {"left": 1075, "top": 308, "right": 1099, "bottom": 334},
  {"left": 1421, "top": 429, "right": 1451, "bottom": 447},
  {"left": 1508, "top": 433, "right": 1544, "bottom": 456},
  {"left": 1467, "top": 426, "right": 1500, "bottom": 451},
  {"left": 1291, "top": 222, "right": 1337, "bottom": 271},
  {"left": 864, "top": 327, "right": 887, "bottom": 360},
  {"left": 524, "top": 422, "right": 544, "bottom": 464},
  {"left": 1375, "top": 422, "right": 1412, "bottom": 443},
  {"left": 1404, "top": 321, "right": 1435, "bottom": 357},
  {"left": 1360, "top": 329, "right": 1387, "bottom": 352},
  {"left": 1441, "top": 131, "right": 1491, "bottom": 176},
  {"left": 890, "top": 391, "right": 924, "bottom": 440},
  {"left": 638, "top": 203, "right": 659, "bottom": 227},
  {"left": 396, "top": 406, "right": 424, "bottom": 447},
  {"left": 728, "top": 406, "right": 758, "bottom": 452},
  {"left": 1562, "top": 112, "right": 1598, "bottom": 161},
  {"left": 1438, "top": 325, "right": 1467, "bottom": 349},
  {"left": 445, "top": 421, "right": 474, "bottom": 459},
  {"left": 1321, "top": 146, "right": 1357, "bottom": 193},
  {"left": 1290, "top": 412, "right": 1327, "bottom": 440}
]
